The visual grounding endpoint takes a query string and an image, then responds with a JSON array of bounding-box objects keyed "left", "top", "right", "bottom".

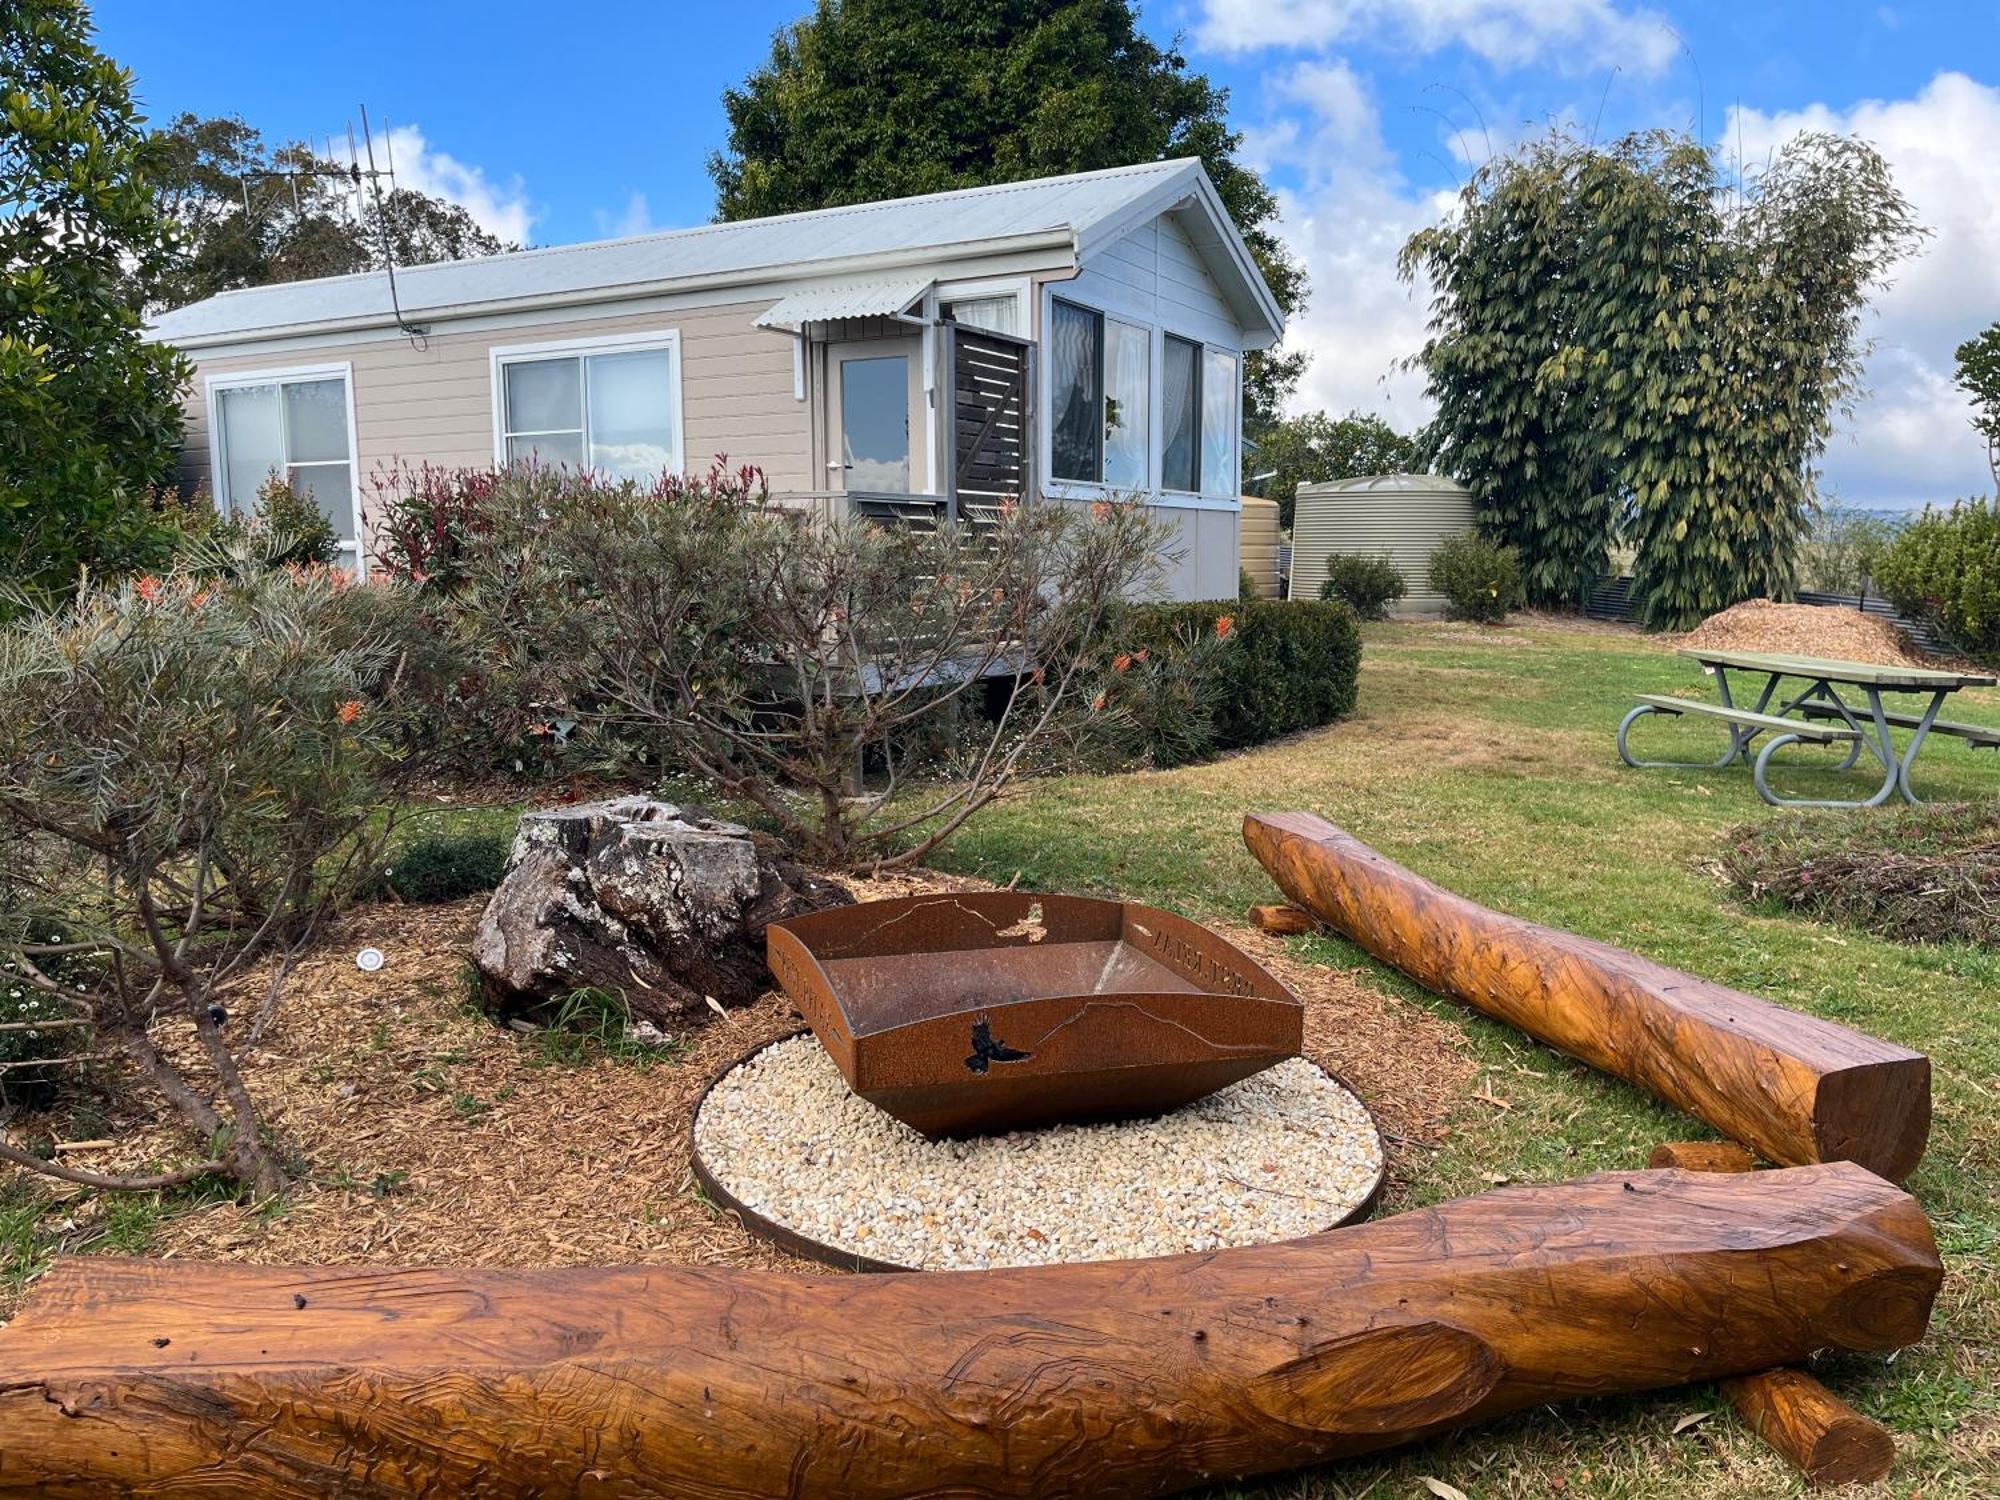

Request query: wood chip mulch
[{"left": 2, "top": 869, "right": 1476, "bottom": 1319}]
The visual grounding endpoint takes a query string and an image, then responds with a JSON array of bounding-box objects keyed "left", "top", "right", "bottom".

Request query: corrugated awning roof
[{"left": 752, "top": 275, "right": 934, "bottom": 332}]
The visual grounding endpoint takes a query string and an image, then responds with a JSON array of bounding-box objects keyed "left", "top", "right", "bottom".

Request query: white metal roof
[
  {"left": 150, "top": 158, "right": 1283, "bottom": 349},
  {"left": 752, "top": 274, "right": 933, "bottom": 331}
]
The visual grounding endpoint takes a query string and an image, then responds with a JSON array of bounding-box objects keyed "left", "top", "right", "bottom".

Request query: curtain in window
[
  {"left": 1161, "top": 335, "right": 1200, "bottom": 492},
  {"left": 945, "top": 295, "right": 1019, "bottom": 336},
  {"left": 1103, "top": 320, "right": 1150, "bottom": 490},
  {"left": 1201, "top": 349, "right": 1238, "bottom": 498},
  {"left": 1050, "top": 301, "right": 1102, "bottom": 482},
  {"left": 216, "top": 385, "right": 283, "bottom": 517}
]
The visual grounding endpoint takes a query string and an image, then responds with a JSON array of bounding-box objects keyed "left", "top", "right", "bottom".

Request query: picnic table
[{"left": 1618, "top": 647, "right": 1998, "bottom": 808}]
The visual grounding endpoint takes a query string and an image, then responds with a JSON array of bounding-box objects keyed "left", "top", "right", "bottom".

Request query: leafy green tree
[
  {"left": 710, "top": 0, "right": 1306, "bottom": 432},
  {"left": 145, "top": 112, "right": 519, "bottom": 311},
  {"left": 0, "top": 0, "right": 189, "bottom": 590},
  {"left": 1253, "top": 410, "right": 1420, "bottom": 527},
  {"left": 1955, "top": 321, "right": 2000, "bottom": 490},
  {"left": 1403, "top": 128, "right": 1922, "bottom": 629}
]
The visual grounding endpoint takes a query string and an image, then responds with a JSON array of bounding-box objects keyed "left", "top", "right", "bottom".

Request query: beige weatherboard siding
[
  {"left": 154, "top": 159, "right": 1285, "bottom": 600},
  {"left": 180, "top": 299, "right": 810, "bottom": 547}
]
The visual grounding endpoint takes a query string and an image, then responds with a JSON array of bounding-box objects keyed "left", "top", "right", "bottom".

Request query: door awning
[{"left": 753, "top": 275, "right": 933, "bottom": 332}]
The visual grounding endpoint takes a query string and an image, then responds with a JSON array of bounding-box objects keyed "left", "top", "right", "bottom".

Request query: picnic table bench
[{"left": 1618, "top": 648, "right": 1998, "bottom": 808}]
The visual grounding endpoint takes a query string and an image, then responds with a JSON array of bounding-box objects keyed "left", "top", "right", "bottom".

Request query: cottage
[{"left": 149, "top": 159, "right": 1284, "bottom": 599}]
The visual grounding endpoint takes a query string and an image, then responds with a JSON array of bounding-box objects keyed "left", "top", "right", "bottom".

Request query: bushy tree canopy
[
  {"left": 0, "top": 0, "right": 188, "bottom": 590},
  {"left": 145, "top": 112, "right": 519, "bottom": 310},
  {"left": 1254, "top": 410, "right": 1421, "bottom": 528},
  {"left": 1402, "top": 128, "right": 1923, "bottom": 630},
  {"left": 710, "top": 0, "right": 1307, "bottom": 433},
  {"left": 1955, "top": 321, "right": 2000, "bottom": 490}
]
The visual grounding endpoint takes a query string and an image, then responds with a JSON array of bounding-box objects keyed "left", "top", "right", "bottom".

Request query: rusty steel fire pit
[{"left": 766, "top": 891, "right": 1303, "bottom": 1136}]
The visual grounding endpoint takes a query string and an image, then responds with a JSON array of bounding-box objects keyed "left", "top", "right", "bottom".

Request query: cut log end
[
  {"left": 1248, "top": 903, "right": 1318, "bottom": 936},
  {"left": 1649, "top": 1141, "right": 1758, "bottom": 1173},
  {"left": 1723, "top": 1369, "right": 1896, "bottom": 1487}
]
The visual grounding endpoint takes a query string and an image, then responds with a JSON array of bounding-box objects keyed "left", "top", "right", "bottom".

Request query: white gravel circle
[{"left": 693, "top": 1034, "right": 1384, "bottom": 1271}]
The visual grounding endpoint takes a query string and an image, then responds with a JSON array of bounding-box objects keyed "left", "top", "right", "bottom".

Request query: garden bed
[{"left": 0, "top": 869, "right": 1475, "bottom": 1325}]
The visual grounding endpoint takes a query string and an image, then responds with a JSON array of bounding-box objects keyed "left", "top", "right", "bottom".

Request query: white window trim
[
  {"left": 1036, "top": 282, "right": 1244, "bottom": 510},
  {"left": 487, "top": 327, "right": 685, "bottom": 478},
  {"left": 935, "top": 276, "right": 1031, "bottom": 336},
  {"left": 205, "top": 361, "right": 366, "bottom": 579}
]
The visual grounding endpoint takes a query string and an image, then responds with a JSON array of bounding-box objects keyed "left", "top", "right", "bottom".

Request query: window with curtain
[
  {"left": 1103, "top": 319, "right": 1150, "bottom": 490},
  {"left": 1200, "top": 348, "right": 1238, "bottom": 498},
  {"left": 498, "top": 337, "right": 680, "bottom": 480},
  {"left": 1161, "top": 335, "right": 1201, "bottom": 493},
  {"left": 214, "top": 372, "right": 356, "bottom": 551},
  {"left": 943, "top": 294, "right": 1021, "bottom": 336},
  {"left": 1050, "top": 299, "right": 1102, "bottom": 482}
]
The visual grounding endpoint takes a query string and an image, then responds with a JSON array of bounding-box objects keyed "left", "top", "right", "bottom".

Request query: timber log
[
  {"left": 0, "top": 1164, "right": 1940, "bottom": 1499},
  {"left": 1244, "top": 812, "right": 1930, "bottom": 1181}
]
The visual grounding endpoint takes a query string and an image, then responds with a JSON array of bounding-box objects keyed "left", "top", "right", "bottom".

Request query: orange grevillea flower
[
  {"left": 1090, "top": 691, "right": 1108, "bottom": 712},
  {"left": 1215, "top": 614, "right": 1235, "bottom": 639},
  {"left": 336, "top": 699, "right": 363, "bottom": 725},
  {"left": 135, "top": 575, "right": 164, "bottom": 604},
  {"left": 1113, "top": 653, "right": 1132, "bottom": 674},
  {"left": 1091, "top": 500, "right": 1112, "bottom": 520}
]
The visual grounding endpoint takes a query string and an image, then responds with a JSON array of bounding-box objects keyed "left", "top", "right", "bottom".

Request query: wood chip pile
[{"left": 1681, "top": 599, "right": 1929, "bottom": 667}]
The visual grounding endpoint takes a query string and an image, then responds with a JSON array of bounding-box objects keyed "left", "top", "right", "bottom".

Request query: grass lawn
[
  {"left": 3, "top": 616, "right": 1994, "bottom": 1497},
  {"left": 928, "top": 617, "right": 2000, "bottom": 1499}
]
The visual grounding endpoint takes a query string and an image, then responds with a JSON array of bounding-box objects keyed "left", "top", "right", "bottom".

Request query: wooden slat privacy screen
[{"left": 946, "top": 325, "right": 1032, "bottom": 530}]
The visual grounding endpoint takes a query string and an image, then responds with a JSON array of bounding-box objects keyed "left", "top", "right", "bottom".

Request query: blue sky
[{"left": 95, "top": 1, "right": 2000, "bottom": 508}]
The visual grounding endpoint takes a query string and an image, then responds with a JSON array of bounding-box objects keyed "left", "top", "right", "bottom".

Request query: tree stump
[{"left": 472, "top": 797, "right": 850, "bottom": 1027}]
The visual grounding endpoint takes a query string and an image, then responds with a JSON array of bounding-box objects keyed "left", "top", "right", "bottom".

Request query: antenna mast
[{"left": 359, "top": 105, "right": 428, "bottom": 346}]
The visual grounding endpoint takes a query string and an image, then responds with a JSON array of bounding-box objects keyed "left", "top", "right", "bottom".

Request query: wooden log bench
[
  {"left": 0, "top": 1164, "right": 1941, "bottom": 1499},
  {"left": 1244, "top": 812, "right": 1931, "bottom": 1181}
]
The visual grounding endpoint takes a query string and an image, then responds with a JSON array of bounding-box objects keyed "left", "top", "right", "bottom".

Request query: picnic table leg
[
  {"left": 1893, "top": 690, "right": 1948, "bottom": 805},
  {"left": 1754, "top": 684, "right": 1901, "bottom": 809}
]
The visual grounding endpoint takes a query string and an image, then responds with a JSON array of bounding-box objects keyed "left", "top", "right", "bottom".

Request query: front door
[{"left": 827, "top": 339, "right": 926, "bottom": 496}]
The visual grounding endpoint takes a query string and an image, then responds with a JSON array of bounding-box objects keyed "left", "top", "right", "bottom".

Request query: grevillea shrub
[
  {"left": 0, "top": 549, "right": 449, "bottom": 1196},
  {"left": 432, "top": 466, "right": 1165, "bottom": 869}
]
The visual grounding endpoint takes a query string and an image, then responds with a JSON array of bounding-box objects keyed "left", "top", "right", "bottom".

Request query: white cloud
[
  {"left": 1254, "top": 60, "right": 1449, "bottom": 429},
  {"left": 597, "top": 191, "right": 658, "bottom": 239},
  {"left": 375, "top": 123, "right": 536, "bottom": 247},
  {"left": 1196, "top": 0, "right": 1678, "bottom": 75},
  {"left": 1729, "top": 72, "right": 2000, "bottom": 506}
]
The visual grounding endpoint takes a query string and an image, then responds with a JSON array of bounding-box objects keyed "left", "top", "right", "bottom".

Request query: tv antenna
[{"left": 357, "top": 105, "right": 429, "bottom": 348}]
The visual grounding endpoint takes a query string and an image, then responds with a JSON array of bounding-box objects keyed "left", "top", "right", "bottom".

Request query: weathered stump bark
[
  {"left": 0, "top": 1164, "right": 1939, "bottom": 1499},
  {"left": 1723, "top": 1368, "right": 1896, "bottom": 1488},
  {"left": 1244, "top": 812, "right": 1931, "bottom": 1181},
  {"left": 472, "top": 797, "right": 850, "bottom": 1027}
]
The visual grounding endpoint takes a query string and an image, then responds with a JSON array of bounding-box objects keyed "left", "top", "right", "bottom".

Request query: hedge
[{"left": 1115, "top": 598, "right": 1362, "bottom": 752}]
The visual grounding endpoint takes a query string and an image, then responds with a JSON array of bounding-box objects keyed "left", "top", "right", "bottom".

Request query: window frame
[
  {"left": 487, "top": 328, "right": 685, "bottom": 481},
  {"left": 1048, "top": 295, "right": 1159, "bottom": 491},
  {"left": 205, "top": 361, "right": 365, "bottom": 578}
]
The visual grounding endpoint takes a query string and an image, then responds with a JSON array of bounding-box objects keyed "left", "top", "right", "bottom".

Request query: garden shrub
[
  {"left": 1320, "top": 553, "right": 1406, "bottom": 619},
  {"left": 0, "top": 552, "right": 454, "bottom": 1195},
  {"left": 1719, "top": 801, "right": 1999, "bottom": 949},
  {"left": 373, "top": 829, "right": 512, "bottom": 903},
  {"left": 420, "top": 461, "right": 1163, "bottom": 870},
  {"left": 1873, "top": 499, "right": 2000, "bottom": 664},
  {"left": 1108, "top": 599, "right": 1362, "bottom": 756},
  {"left": 1428, "top": 532, "right": 1523, "bottom": 624}
]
